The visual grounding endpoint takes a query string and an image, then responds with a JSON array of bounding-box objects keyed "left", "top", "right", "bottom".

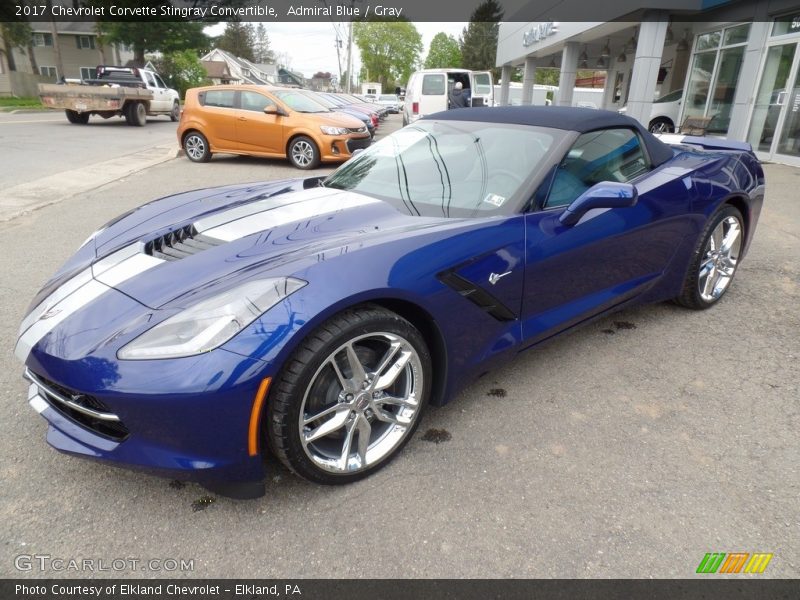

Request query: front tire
[
  {"left": 65, "top": 110, "right": 89, "bottom": 124},
  {"left": 675, "top": 205, "right": 744, "bottom": 309},
  {"left": 287, "top": 136, "right": 320, "bottom": 169},
  {"left": 266, "top": 305, "right": 431, "bottom": 485},
  {"left": 183, "top": 131, "right": 212, "bottom": 162}
]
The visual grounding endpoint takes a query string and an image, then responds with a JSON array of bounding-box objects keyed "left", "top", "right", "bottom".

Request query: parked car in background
[
  {"left": 337, "top": 93, "right": 389, "bottom": 119},
  {"left": 374, "top": 94, "right": 402, "bottom": 114},
  {"left": 618, "top": 89, "right": 683, "bottom": 133},
  {"left": 318, "top": 92, "right": 382, "bottom": 127},
  {"left": 178, "top": 85, "right": 371, "bottom": 169},
  {"left": 296, "top": 90, "right": 375, "bottom": 138}
]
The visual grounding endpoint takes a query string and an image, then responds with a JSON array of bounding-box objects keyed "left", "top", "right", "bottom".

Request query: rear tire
[
  {"left": 170, "top": 101, "right": 180, "bottom": 122},
  {"left": 125, "top": 102, "right": 147, "bottom": 127},
  {"left": 183, "top": 131, "right": 212, "bottom": 163},
  {"left": 648, "top": 118, "right": 674, "bottom": 134},
  {"left": 675, "top": 205, "right": 744, "bottom": 309},
  {"left": 65, "top": 110, "right": 89, "bottom": 125}
]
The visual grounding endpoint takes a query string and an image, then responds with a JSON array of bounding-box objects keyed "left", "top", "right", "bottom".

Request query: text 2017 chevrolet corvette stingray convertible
[{"left": 15, "top": 107, "right": 764, "bottom": 498}]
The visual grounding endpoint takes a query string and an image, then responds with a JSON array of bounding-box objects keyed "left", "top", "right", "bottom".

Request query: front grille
[
  {"left": 144, "top": 224, "right": 222, "bottom": 261},
  {"left": 27, "top": 370, "right": 130, "bottom": 441},
  {"left": 347, "top": 127, "right": 367, "bottom": 134},
  {"left": 346, "top": 137, "right": 372, "bottom": 153}
]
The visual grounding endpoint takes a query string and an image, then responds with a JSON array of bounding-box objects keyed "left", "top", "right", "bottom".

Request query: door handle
[{"left": 238, "top": 116, "right": 247, "bottom": 121}]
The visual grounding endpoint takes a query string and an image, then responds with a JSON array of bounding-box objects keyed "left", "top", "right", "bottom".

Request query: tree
[
  {"left": 424, "top": 33, "right": 461, "bottom": 69},
  {"left": 152, "top": 50, "right": 210, "bottom": 98},
  {"left": 354, "top": 20, "right": 422, "bottom": 91},
  {"left": 0, "top": 22, "right": 31, "bottom": 72},
  {"left": 88, "top": 1, "right": 210, "bottom": 65},
  {"left": 216, "top": 21, "right": 255, "bottom": 61},
  {"left": 253, "top": 23, "right": 275, "bottom": 64},
  {"left": 460, "top": 0, "right": 503, "bottom": 78}
]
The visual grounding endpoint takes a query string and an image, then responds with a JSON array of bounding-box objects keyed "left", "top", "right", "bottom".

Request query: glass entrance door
[{"left": 748, "top": 41, "right": 800, "bottom": 162}]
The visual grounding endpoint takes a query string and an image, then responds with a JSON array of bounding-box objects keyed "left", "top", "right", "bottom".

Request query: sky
[{"left": 204, "top": 22, "right": 467, "bottom": 81}]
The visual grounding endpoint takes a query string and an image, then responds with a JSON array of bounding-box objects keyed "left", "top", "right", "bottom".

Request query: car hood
[
  {"left": 295, "top": 110, "right": 365, "bottom": 129},
  {"left": 33, "top": 183, "right": 454, "bottom": 312}
]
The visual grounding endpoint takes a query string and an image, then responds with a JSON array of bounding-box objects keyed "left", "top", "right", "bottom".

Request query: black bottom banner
[{"left": 2, "top": 579, "right": 799, "bottom": 600}]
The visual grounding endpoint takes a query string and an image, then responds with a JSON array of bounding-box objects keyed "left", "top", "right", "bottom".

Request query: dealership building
[{"left": 496, "top": 0, "right": 800, "bottom": 165}]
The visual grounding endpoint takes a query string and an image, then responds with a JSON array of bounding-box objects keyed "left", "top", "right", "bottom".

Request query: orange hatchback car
[{"left": 177, "top": 85, "right": 372, "bottom": 169}]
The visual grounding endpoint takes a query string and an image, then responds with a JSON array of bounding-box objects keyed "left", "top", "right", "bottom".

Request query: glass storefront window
[
  {"left": 747, "top": 44, "right": 796, "bottom": 152},
  {"left": 772, "top": 15, "right": 800, "bottom": 37},
  {"left": 724, "top": 24, "right": 751, "bottom": 45},
  {"left": 680, "top": 24, "right": 750, "bottom": 135},
  {"left": 776, "top": 63, "right": 800, "bottom": 155},
  {"left": 696, "top": 31, "right": 721, "bottom": 51}
]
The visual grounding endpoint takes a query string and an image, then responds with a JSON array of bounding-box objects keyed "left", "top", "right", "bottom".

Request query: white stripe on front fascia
[
  {"left": 18, "top": 268, "right": 94, "bottom": 338},
  {"left": 195, "top": 186, "right": 335, "bottom": 234},
  {"left": 14, "top": 279, "right": 109, "bottom": 362},
  {"left": 15, "top": 242, "right": 165, "bottom": 363},
  {"left": 203, "top": 193, "right": 381, "bottom": 243},
  {"left": 93, "top": 253, "right": 164, "bottom": 287}
]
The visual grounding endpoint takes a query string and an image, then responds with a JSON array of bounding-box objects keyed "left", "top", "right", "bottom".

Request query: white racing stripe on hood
[
  {"left": 15, "top": 245, "right": 165, "bottom": 363},
  {"left": 200, "top": 190, "right": 382, "bottom": 243},
  {"left": 194, "top": 186, "right": 334, "bottom": 234}
]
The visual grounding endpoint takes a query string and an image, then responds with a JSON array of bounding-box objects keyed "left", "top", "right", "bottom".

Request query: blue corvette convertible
[{"left": 15, "top": 107, "right": 764, "bottom": 498}]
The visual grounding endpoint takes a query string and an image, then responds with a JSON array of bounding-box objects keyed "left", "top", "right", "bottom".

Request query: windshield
[
  {"left": 655, "top": 89, "right": 683, "bottom": 103},
  {"left": 273, "top": 90, "right": 329, "bottom": 113},
  {"left": 324, "top": 120, "right": 559, "bottom": 217}
]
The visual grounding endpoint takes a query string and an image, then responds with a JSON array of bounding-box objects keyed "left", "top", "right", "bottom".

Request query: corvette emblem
[
  {"left": 39, "top": 307, "right": 62, "bottom": 320},
  {"left": 488, "top": 271, "right": 512, "bottom": 285}
]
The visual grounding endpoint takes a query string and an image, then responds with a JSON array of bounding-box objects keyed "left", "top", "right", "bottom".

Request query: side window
[
  {"left": 545, "top": 128, "right": 650, "bottom": 209},
  {"left": 241, "top": 91, "right": 276, "bottom": 112},
  {"left": 154, "top": 75, "right": 167, "bottom": 89},
  {"left": 202, "top": 90, "right": 236, "bottom": 109},
  {"left": 143, "top": 71, "right": 156, "bottom": 88},
  {"left": 422, "top": 74, "right": 445, "bottom": 95}
]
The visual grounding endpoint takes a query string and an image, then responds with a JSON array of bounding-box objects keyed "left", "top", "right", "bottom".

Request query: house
[
  {"left": 200, "top": 48, "right": 276, "bottom": 85},
  {"left": 202, "top": 60, "right": 237, "bottom": 85},
  {"left": 0, "top": 21, "right": 133, "bottom": 96},
  {"left": 276, "top": 67, "right": 306, "bottom": 88}
]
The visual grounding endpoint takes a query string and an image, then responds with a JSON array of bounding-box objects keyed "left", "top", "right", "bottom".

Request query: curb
[{"left": 0, "top": 143, "right": 181, "bottom": 223}]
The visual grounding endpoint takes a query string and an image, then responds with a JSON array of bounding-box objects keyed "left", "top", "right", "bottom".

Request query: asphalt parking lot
[{"left": 0, "top": 114, "right": 797, "bottom": 578}]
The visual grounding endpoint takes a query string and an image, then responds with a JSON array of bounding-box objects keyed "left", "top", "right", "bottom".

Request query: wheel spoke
[
  {"left": 699, "top": 258, "right": 715, "bottom": 278},
  {"left": 356, "top": 415, "right": 371, "bottom": 466},
  {"left": 328, "top": 358, "right": 352, "bottom": 393},
  {"left": 344, "top": 343, "right": 367, "bottom": 383},
  {"left": 701, "top": 265, "right": 717, "bottom": 298},
  {"left": 375, "top": 394, "right": 418, "bottom": 410},
  {"left": 304, "top": 408, "right": 350, "bottom": 443},
  {"left": 720, "top": 222, "right": 741, "bottom": 255},
  {"left": 303, "top": 402, "right": 345, "bottom": 426},
  {"left": 711, "top": 224, "right": 724, "bottom": 252},
  {"left": 373, "top": 347, "right": 413, "bottom": 391},
  {"left": 339, "top": 418, "right": 358, "bottom": 469},
  {"left": 375, "top": 407, "right": 413, "bottom": 427}
]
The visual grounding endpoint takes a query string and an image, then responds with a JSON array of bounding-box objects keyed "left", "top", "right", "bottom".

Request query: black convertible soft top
[{"left": 424, "top": 106, "right": 675, "bottom": 167}]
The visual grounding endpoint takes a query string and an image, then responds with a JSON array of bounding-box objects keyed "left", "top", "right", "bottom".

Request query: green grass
[{"left": 0, "top": 96, "right": 46, "bottom": 111}]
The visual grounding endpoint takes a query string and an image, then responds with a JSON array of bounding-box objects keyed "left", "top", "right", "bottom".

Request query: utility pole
[
  {"left": 335, "top": 36, "right": 343, "bottom": 91},
  {"left": 346, "top": 19, "right": 353, "bottom": 93}
]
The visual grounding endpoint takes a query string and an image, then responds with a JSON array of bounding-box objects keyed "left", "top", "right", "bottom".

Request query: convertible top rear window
[{"left": 324, "top": 120, "right": 562, "bottom": 217}]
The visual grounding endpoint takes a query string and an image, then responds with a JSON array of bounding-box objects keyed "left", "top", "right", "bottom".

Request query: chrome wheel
[
  {"left": 299, "top": 332, "right": 424, "bottom": 474},
  {"left": 184, "top": 134, "right": 206, "bottom": 161},
  {"left": 698, "top": 215, "right": 742, "bottom": 302},
  {"left": 290, "top": 139, "right": 315, "bottom": 168},
  {"left": 649, "top": 120, "right": 673, "bottom": 134}
]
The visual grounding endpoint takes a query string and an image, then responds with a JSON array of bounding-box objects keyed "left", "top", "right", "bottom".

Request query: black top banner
[{"left": 0, "top": 0, "right": 779, "bottom": 23}]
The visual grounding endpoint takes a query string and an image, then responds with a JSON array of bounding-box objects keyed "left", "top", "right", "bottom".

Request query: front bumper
[{"left": 23, "top": 345, "right": 274, "bottom": 496}]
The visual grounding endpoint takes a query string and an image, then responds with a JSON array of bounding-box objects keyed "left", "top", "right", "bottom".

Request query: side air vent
[
  {"left": 438, "top": 271, "right": 516, "bottom": 322},
  {"left": 144, "top": 225, "right": 222, "bottom": 261}
]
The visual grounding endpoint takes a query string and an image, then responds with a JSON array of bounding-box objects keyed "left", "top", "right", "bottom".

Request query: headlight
[
  {"left": 320, "top": 125, "right": 349, "bottom": 135},
  {"left": 118, "top": 277, "right": 306, "bottom": 360}
]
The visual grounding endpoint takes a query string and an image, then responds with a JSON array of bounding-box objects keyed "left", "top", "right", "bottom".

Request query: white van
[{"left": 402, "top": 68, "right": 494, "bottom": 125}]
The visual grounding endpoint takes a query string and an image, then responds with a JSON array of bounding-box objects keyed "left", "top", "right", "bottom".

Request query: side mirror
[
  {"left": 559, "top": 182, "right": 638, "bottom": 226},
  {"left": 264, "top": 105, "right": 286, "bottom": 116}
]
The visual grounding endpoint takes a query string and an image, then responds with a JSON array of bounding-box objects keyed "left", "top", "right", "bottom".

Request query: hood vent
[{"left": 144, "top": 224, "right": 222, "bottom": 261}]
